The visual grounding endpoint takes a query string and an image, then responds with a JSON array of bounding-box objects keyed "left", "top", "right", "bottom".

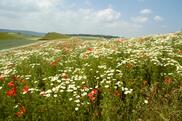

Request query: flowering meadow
[{"left": 0, "top": 32, "right": 182, "bottom": 121}]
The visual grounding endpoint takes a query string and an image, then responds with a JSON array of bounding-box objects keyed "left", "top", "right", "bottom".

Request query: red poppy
[
  {"left": 6, "top": 87, "right": 16, "bottom": 96},
  {"left": 88, "top": 95, "right": 96, "bottom": 102},
  {"left": 114, "top": 90, "right": 120, "bottom": 97},
  {"left": 22, "top": 86, "right": 29, "bottom": 94},
  {"left": 16, "top": 105, "right": 26, "bottom": 117},
  {"left": 50, "top": 57, "right": 61, "bottom": 67},
  {"left": 88, "top": 89, "right": 98, "bottom": 102},
  {"left": 86, "top": 48, "right": 94, "bottom": 55},
  {"left": 7, "top": 81, "right": 15, "bottom": 87},
  {"left": 90, "top": 89, "right": 98, "bottom": 94},
  {"left": 87, "top": 48, "right": 94, "bottom": 52}
]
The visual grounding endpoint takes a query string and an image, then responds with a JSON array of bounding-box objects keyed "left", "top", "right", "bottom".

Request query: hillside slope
[
  {"left": 0, "top": 32, "right": 41, "bottom": 41},
  {"left": 0, "top": 32, "right": 26, "bottom": 40},
  {"left": 40, "top": 32, "right": 70, "bottom": 40}
]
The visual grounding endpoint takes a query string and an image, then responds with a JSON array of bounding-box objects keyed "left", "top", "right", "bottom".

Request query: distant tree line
[{"left": 68, "top": 34, "right": 120, "bottom": 39}]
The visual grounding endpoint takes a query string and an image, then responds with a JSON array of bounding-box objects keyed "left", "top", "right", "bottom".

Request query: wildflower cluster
[{"left": 0, "top": 32, "right": 181, "bottom": 120}]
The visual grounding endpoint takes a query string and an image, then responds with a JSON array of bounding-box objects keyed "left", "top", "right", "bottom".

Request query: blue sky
[{"left": 0, "top": 0, "right": 181, "bottom": 37}]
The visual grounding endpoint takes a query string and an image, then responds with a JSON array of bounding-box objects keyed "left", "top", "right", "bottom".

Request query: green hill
[
  {"left": 0, "top": 32, "right": 26, "bottom": 40},
  {"left": 0, "top": 32, "right": 41, "bottom": 41},
  {"left": 40, "top": 32, "right": 70, "bottom": 40}
]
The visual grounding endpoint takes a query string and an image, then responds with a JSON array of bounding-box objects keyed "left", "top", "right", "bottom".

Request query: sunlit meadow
[{"left": 0, "top": 32, "right": 182, "bottom": 121}]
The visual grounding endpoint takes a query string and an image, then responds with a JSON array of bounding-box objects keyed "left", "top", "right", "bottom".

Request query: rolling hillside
[
  {"left": 40, "top": 32, "right": 70, "bottom": 40},
  {"left": 0, "top": 32, "right": 42, "bottom": 50},
  {"left": 0, "top": 32, "right": 27, "bottom": 40},
  {"left": 0, "top": 32, "right": 42, "bottom": 41}
]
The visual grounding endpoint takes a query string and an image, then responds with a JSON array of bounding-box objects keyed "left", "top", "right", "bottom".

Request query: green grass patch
[
  {"left": 0, "top": 40, "right": 37, "bottom": 50},
  {"left": 40, "top": 32, "right": 70, "bottom": 40},
  {"left": 0, "top": 32, "right": 25, "bottom": 40},
  {"left": 0, "top": 32, "right": 40, "bottom": 41}
]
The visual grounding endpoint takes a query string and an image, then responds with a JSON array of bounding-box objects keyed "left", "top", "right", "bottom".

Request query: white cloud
[
  {"left": 96, "top": 8, "right": 121, "bottom": 22},
  {"left": 0, "top": 0, "right": 60, "bottom": 11},
  {"left": 1, "top": 9, "right": 141, "bottom": 36},
  {"left": 131, "top": 16, "right": 149, "bottom": 23},
  {"left": 154, "top": 16, "right": 163, "bottom": 22},
  {"left": 131, "top": 8, "right": 152, "bottom": 24},
  {"left": 34, "top": 0, "right": 58, "bottom": 9},
  {"left": 0, "top": 0, "right": 142, "bottom": 36},
  {"left": 140, "top": 9, "right": 152, "bottom": 16}
]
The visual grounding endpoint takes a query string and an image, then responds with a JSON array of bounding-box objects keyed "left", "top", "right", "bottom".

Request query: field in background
[
  {"left": 0, "top": 32, "right": 182, "bottom": 121},
  {"left": 40, "top": 32, "right": 70, "bottom": 40},
  {"left": 0, "top": 31, "right": 118, "bottom": 50},
  {"left": 0, "top": 40, "right": 38, "bottom": 50},
  {"left": 77, "top": 36, "right": 103, "bottom": 41},
  {"left": 0, "top": 32, "right": 42, "bottom": 50}
]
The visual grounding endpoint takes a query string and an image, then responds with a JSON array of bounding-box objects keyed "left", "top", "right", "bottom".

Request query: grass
[
  {"left": 77, "top": 36, "right": 103, "bottom": 41},
  {"left": 0, "top": 32, "right": 181, "bottom": 121},
  {"left": 0, "top": 32, "right": 25, "bottom": 40},
  {"left": 0, "top": 32, "right": 40, "bottom": 41},
  {"left": 40, "top": 32, "right": 70, "bottom": 40},
  {"left": 0, "top": 32, "right": 42, "bottom": 50},
  {"left": 0, "top": 39, "right": 38, "bottom": 50}
]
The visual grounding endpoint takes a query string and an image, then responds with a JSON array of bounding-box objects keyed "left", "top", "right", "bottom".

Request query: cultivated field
[{"left": 0, "top": 32, "right": 182, "bottom": 121}]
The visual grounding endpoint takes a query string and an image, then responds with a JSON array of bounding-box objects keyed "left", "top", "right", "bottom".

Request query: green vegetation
[
  {"left": 0, "top": 40, "right": 37, "bottom": 50},
  {"left": 69, "top": 34, "right": 120, "bottom": 39},
  {"left": 0, "top": 32, "right": 41, "bottom": 41},
  {"left": 0, "top": 32, "right": 27, "bottom": 40},
  {"left": 40, "top": 32, "right": 70, "bottom": 40},
  {"left": 0, "top": 32, "right": 42, "bottom": 50},
  {"left": 0, "top": 32, "right": 182, "bottom": 121}
]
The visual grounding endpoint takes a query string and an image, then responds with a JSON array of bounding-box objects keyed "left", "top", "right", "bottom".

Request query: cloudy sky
[{"left": 0, "top": 0, "right": 182, "bottom": 37}]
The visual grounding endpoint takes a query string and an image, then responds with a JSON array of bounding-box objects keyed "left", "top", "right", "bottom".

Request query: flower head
[
  {"left": 16, "top": 105, "right": 26, "bottom": 117},
  {"left": 22, "top": 86, "right": 29, "bottom": 94},
  {"left": 88, "top": 89, "right": 98, "bottom": 102},
  {"left": 7, "top": 81, "right": 15, "bottom": 87},
  {"left": 6, "top": 87, "right": 17, "bottom": 96}
]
